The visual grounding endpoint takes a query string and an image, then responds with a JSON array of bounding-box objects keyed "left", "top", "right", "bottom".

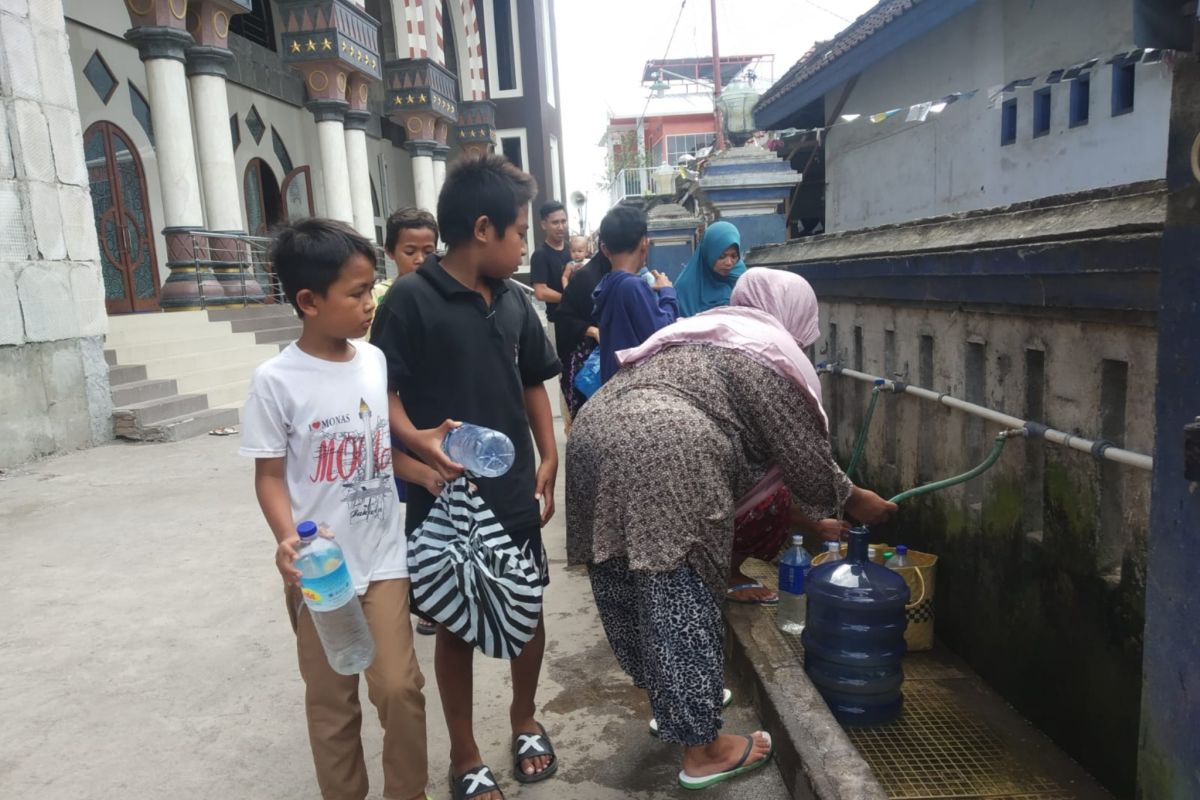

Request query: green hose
[
  {"left": 888, "top": 432, "right": 1015, "bottom": 505},
  {"left": 846, "top": 385, "right": 882, "bottom": 480}
]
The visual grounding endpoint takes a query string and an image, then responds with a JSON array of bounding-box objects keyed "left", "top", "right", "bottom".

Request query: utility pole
[{"left": 710, "top": 0, "right": 725, "bottom": 151}]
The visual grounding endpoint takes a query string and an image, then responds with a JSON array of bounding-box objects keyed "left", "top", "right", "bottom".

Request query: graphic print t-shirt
[{"left": 240, "top": 342, "right": 407, "bottom": 594}]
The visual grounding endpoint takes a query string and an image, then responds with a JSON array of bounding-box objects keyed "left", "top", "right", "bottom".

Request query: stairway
[{"left": 105, "top": 307, "right": 300, "bottom": 442}]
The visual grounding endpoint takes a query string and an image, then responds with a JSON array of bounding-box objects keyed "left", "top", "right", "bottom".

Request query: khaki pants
[{"left": 287, "top": 578, "right": 427, "bottom": 800}]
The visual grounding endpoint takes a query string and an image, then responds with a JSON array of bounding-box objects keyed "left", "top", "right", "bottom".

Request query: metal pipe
[
  {"left": 888, "top": 430, "right": 1022, "bottom": 504},
  {"left": 820, "top": 364, "right": 1153, "bottom": 471}
]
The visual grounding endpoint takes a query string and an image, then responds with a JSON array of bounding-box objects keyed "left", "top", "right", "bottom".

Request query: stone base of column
[
  {"left": 160, "top": 227, "right": 228, "bottom": 311},
  {"left": 206, "top": 232, "right": 266, "bottom": 306}
]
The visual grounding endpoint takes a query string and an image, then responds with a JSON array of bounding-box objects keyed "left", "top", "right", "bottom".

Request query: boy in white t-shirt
[{"left": 240, "top": 218, "right": 435, "bottom": 800}]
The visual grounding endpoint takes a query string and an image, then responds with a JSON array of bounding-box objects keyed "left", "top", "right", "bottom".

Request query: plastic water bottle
[
  {"left": 638, "top": 267, "right": 656, "bottom": 287},
  {"left": 443, "top": 423, "right": 515, "bottom": 477},
  {"left": 777, "top": 534, "right": 812, "bottom": 635},
  {"left": 294, "top": 521, "right": 376, "bottom": 675},
  {"left": 825, "top": 541, "right": 842, "bottom": 560},
  {"left": 886, "top": 545, "right": 911, "bottom": 568}
]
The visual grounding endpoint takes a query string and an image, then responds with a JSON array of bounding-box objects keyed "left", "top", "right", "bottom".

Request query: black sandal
[
  {"left": 512, "top": 722, "right": 558, "bottom": 784},
  {"left": 449, "top": 764, "right": 503, "bottom": 799}
]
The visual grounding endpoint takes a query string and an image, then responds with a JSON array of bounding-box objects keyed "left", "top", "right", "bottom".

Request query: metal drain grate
[{"left": 737, "top": 559, "right": 1075, "bottom": 799}]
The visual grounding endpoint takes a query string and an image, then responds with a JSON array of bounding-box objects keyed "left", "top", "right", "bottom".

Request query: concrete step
[
  {"left": 110, "top": 378, "right": 179, "bottom": 408},
  {"left": 207, "top": 306, "right": 295, "bottom": 322},
  {"left": 225, "top": 314, "right": 301, "bottom": 334},
  {"left": 202, "top": 380, "right": 253, "bottom": 409},
  {"left": 172, "top": 363, "right": 260, "bottom": 396},
  {"left": 114, "top": 393, "right": 209, "bottom": 427},
  {"left": 106, "top": 328, "right": 257, "bottom": 364},
  {"left": 254, "top": 326, "right": 300, "bottom": 345},
  {"left": 107, "top": 364, "right": 148, "bottom": 385},
  {"left": 115, "top": 406, "right": 240, "bottom": 443},
  {"left": 106, "top": 310, "right": 210, "bottom": 330},
  {"left": 139, "top": 343, "right": 280, "bottom": 379}
]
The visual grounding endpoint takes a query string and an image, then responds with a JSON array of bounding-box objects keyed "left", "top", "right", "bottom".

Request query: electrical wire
[
  {"left": 639, "top": 0, "right": 689, "bottom": 121},
  {"left": 801, "top": 0, "right": 852, "bottom": 23}
]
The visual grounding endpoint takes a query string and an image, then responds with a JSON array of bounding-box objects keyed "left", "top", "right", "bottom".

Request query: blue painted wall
[
  {"left": 726, "top": 214, "right": 787, "bottom": 253},
  {"left": 648, "top": 242, "right": 693, "bottom": 281},
  {"left": 1137, "top": 59, "right": 1200, "bottom": 800}
]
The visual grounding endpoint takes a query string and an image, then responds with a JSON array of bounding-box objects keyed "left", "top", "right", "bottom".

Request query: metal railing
[
  {"left": 609, "top": 166, "right": 678, "bottom": 205},
  {"left": 178, "top": 230, "right": 389, "bottom": 309}
]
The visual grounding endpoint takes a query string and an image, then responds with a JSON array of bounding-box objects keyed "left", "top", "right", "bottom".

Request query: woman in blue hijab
[{"left": 674, "top": 220, "right": 747, "bottom": 317}]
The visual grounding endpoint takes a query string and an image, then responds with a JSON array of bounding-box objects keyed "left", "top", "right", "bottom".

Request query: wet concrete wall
[{"left": 815, "top": 302, "right": 1154, "bottom": 796}]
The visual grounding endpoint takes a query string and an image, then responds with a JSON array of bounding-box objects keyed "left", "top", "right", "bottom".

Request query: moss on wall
[{"left": 854, "top": 456, "right": 1144, "bottom": 797}]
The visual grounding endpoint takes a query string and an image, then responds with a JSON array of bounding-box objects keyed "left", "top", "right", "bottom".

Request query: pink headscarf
[{"left": 617, "top": 268, "right": 827, "bottom": 517}]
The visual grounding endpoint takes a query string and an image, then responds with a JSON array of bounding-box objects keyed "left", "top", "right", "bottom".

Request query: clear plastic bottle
[
  {"left": 824, "top": 541, "right": 842, "bottom": 560},
  {"left": 885, "top": 544, "right": 911, "bottom": 568},
  {"left": 777, "top": 534, "right": 812, "bottom": 635},
  {"left": 442, "top": 423, "right": 516, "bottom": 477},
  {"left": 294, "top": 521, "right": 376, "bottom": 675}
]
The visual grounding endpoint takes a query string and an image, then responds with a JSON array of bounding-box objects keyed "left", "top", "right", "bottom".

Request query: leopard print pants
[{"left": 588, "top": 558, "right": 725, "bottom": 746}]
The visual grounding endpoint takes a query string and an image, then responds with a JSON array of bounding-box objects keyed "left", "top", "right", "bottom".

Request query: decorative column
[
  {"left": 385, "top": 58, "right": 458, "bottom": 213},
  {"left": 696, "top": 144, "right": 802, "bottom": 251},
  {"left": 454, "top": 100, "right": 497, "bottom": 160},
  {"left": 432, "top": 142, "right": 450, "bottom": 201},
  {"left": 344, "top": 74, "right": 375, "bottom": 238},
  {"left": 125, "top": 2, "right": 221, "bottom": 309},
  {"left": 186, "top": 0, "right": 264, "bottom": 304},
  {"left": 277, "top": 0, "right": 382, "bottom": 225}
]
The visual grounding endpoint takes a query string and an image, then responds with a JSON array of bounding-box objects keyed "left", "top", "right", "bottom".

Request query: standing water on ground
[
  {"left": 443, "top": 423, "right": 516, "bottom": 477},
  {"left": 777, "top": 534, "right": 812, "bottom": 635},
  {"left": 295, "top": 521, "right": 376, "bottom": 675}
]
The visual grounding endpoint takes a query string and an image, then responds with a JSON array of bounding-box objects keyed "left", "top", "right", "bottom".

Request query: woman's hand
[
  {"left": 844, "top": 486, "right": 897, "bottom": 525},
  {"left": 815, "top": 518, "right": 850, "bottom": 541},
  {"left": 586, "top": 326, "right": 600, "bottom": 341}
]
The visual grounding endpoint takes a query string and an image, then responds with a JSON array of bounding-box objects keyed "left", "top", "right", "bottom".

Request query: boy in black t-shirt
[{"left": 371, "top": 155, "right": 561, "bottom": 800}]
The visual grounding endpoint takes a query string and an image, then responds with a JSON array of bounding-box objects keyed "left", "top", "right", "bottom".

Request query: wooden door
[{"left": 85, "top": 122, "right": 160, "bottom": 314}]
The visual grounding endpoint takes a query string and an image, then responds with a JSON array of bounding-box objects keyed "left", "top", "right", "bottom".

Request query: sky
[{"left": 553, "top": 0, "right": 880, "bottom": 232}]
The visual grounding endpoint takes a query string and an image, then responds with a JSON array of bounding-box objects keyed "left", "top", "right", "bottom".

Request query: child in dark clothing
[
  {"left": 370, "top": 154, "right": 561, "bottom": 800},
  {"left": 592, "top": 205, "right": 678, "bottom": 384}
]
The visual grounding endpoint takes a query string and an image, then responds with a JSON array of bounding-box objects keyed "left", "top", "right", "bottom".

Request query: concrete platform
[
  {"left": 0, "top": 423, "right": 786, "bottom": 800},
  {"left": 729, "top": 560, "right": 1115, "bottom": 800}
]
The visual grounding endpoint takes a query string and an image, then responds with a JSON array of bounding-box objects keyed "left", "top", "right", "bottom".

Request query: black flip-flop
[
  {"left": 511, "top": 722, "right": 558, "bottom": 784},
  {"left": 449, "top": 764, "right": 504, "bottom": 799}
]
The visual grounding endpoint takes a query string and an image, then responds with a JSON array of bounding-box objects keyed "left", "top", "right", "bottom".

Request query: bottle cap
[
  {"left": 826, "top": 541, "right": 840, "bottom": 551},
  {"left": 792, "top": 533, "right": 804, "bottom": 545},
  {"left": 883, "top": 550, "right": 895, "bottom": 560},
  {"left": 897, "top": 545, "right": 908, "bottom": 554},
  {"left": 297, "top": 520, "right": 318, "bottom": 539}
]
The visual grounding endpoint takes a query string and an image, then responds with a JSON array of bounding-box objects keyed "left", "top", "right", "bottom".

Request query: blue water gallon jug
[{"left": 801, "top": 526, "right": 910, "bottom": 725}]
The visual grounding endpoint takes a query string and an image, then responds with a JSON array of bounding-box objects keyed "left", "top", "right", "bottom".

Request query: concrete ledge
[{"left": 724, "top": 602, "right": 886, "bottom": 800}]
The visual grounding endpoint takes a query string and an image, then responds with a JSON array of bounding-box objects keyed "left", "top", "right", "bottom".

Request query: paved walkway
[{"left": 0, "top": 431, "right": 785, "bottom": 800}]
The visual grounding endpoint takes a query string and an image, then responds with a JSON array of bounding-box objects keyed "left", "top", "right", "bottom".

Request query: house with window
[
  {"left": 604, "top": 55, "right": 769, "bottom": 205},
  {"left": 749, "top": 1, "right": 1197, "bottom": 797},
  {"left": 757, "top": 0, "right": 1174, "bottom": 234}
]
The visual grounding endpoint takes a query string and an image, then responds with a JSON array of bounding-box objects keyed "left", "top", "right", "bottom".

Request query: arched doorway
[
  {"left": 244, "top": 157, "right": 282, "bottom": 236},
  {"left": 84, "top": 121, "right": 160, "bottom": 314},
  {"left": 280, "top": 165, "right": 315, "bottom": 221}
]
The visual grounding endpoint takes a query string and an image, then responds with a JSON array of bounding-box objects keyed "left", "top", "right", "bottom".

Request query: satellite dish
[{"left": 570, "top": 190, "right": 587, "bottom": 209}]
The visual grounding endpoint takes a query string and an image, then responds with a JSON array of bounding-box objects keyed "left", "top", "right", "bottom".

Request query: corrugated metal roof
[{"left": 756, "top": 0, "right": 918, "bottom": 112}]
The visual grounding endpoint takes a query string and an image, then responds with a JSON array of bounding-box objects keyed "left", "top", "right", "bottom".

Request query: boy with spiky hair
[{"left": 371, "top": 155, "right": 561, "bottom": 800}]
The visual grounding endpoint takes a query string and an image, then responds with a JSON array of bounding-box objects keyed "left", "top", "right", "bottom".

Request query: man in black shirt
[{"left": 530, "top": 201, "right": 571, "bottom": 333}]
